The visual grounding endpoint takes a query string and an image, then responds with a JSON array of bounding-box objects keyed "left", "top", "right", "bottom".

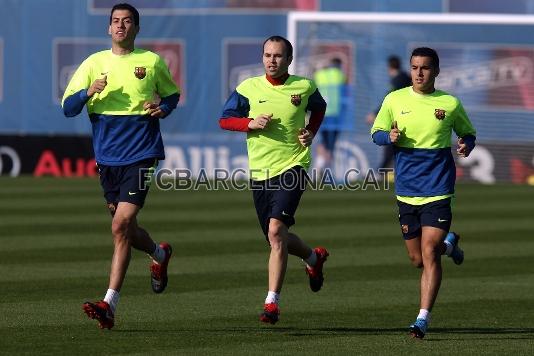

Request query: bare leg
[
  {"left": 267, "top": 218, "right": 290, "bottom": 293},
  {"left": 404, "top": 227, "right": 448, "bottom": 311},
  {"left": 130, "top": 221, "right": 156, "bottom": 254},
  {"left": 108, "top": 202, "right": 142, "bottom": 291},
  {"left": 419, "top": 226, "right": 447, "bottom": 311},
  {"left": 287, "top": 232, "right": 313, "bottom": 259},
  {"left": 404, "top": 236, "right": 423, "bottom": 269}
]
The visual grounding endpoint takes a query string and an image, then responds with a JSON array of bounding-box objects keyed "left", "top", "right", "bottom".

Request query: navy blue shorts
[
  {"left": 252, "top": 165, "right": 308, "bottom": 237},
  {"left": 320, "top": 129, "right": 339, "bottom": 153},
  {"left": 397, "top": 198, "right": 452, "bottom": 240},
  {"left": 97, "top": 158, "right": 158, "bottom": 208}
]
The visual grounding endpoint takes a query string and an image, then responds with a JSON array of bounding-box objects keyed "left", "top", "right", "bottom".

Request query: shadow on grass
[{"left": 114, "top": 326, "right": 534, "bottom": 338}]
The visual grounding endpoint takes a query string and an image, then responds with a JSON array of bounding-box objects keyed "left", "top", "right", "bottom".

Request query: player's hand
[
  {"left": 389, "top": 120, "right": 401, "bottom": 143},
  {"left": 298, "top": 128, "right": 314, "bottom": 147},
  {"left": 456, "top": 137, "right": 471, "bottom": 158},
  {"left": 143, "top": 101, "right": 166, "bottom": 118},
  {"left": 87, "top": 75, "right": 107, "bottom": 97},
  {"left": 248, "top": 113, "right": 272, "bottom": 130}
]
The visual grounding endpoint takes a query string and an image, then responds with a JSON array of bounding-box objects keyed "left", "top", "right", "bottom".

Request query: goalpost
[
  {"left": 287, "top": 12, "right": 534, "bottom": 184},
  {"left": 288, "top": 12, "right": 534, "bottom": 73}
]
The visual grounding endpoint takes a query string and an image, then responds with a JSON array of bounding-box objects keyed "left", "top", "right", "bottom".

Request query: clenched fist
[{"left": 87, "top": 75, "right": 107, "bottom": 97}]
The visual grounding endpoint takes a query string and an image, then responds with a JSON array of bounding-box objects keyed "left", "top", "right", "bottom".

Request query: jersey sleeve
[
  {"left": 221, "top": 90, "right": 250, "bottom": 118},
  {"left": 305, "top": 88, "right": 326, "bottom": 135},
  {"left": 219, "top": 89, "right": 252, "bottom": 132},
  {"left": 452, "top": 100, "right": 476, "bottom": 138},
  {"left": 371, "top": 94, "right": 394, "bottom": 134},
  {"left": 61, "top": 58, "right": 93, "bottom": 106},
  {"left": 155, "top": 55, "right": 179, "bottom": 98},
  {"left": 305, "top": 87, "right": 327, "bottom": 113}
]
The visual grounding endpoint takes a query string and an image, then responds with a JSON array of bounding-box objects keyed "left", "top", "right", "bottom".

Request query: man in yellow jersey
[
  {"left": 219, "top": 36, "right": 329, "bottom": 324},
  {"left": 313, "top": 57, "right": 346, "bottom": 171},
  {"left": 371, "top": 47, "right": 476, "bottom": 339},
  {"left": 62, "top": 3, "right": 180, "bottom": 329}
]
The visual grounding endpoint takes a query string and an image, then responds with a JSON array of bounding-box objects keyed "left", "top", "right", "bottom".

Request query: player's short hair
[
  {"left": 410, "top": 47, "right": 439, "bottom": 68},
  {"left": 110, "top": 3, "right": 140, "bottom": 26},
  {"left": 331, "top": 57, "right": 342, "bottom": 67},
  {"left": 263, "top": 35, "right": 293, "bottom": 59},
  {"left": 387, "top": 55, "right": 401, "bottom": 70}
]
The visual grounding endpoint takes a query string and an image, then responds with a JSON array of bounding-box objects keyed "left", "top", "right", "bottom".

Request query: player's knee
[
  {"left": 409, "top": 254, "right": 423, "bottom": 268},
  {"left": 267, "top": 229, "right": 285, "bottom": 250},
  {"left": 267, "top": 233, "right": 283, "bottom": 249},
  {"left": 111, "top": 217, "right": 131, "bottom": 239}
]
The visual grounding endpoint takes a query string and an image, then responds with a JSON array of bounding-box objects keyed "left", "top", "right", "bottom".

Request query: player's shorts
[
  {"left": 320, "top": 129, "right": 339, "bottom": 153},
  {"left": 97, "top": 158, "right": 158, "bottom": 208},
  {"left": 251, "top": 165, "right": 308, "bottom": 237},
  {"left": 397, "top": 198, "right": 452, "bottom": 240}
]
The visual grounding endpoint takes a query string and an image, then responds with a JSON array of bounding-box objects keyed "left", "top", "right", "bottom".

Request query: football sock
[
  {"left": 104, "top": 289, "right": 120, "bottom": 314},
  {"left": 316, "top": 155, "right": 326, "bottom": 171},
  {"left": 443, "top": 240, "right": 453, "bottom": 256},
  {"left": 417, "top": 309, "right": 431, "bottom": 322},
  {"left": 151, "top": 243, "right": 166, "bottom": 264},
  {"left": 265, "top": 291, "right": 280, "bottom": 305},
  {"left": 304, "top": 250, "right": 317, "bottom": 267}
]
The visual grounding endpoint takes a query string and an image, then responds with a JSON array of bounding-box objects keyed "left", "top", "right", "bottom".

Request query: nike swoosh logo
[
  {"left": 401, "top": 110, "right": 411, "bottom": 114},
  {"left": 128, "top": 191, "right": 137, "bottom": 196},
  {"left": 438, "top": 218, "right": 448, "bottom": 222},
  {"left": 259, "top": 100, "right": 267, "bottom": 103},
  {"left": 281, "top": 211, "right": 290, "bottom": 216}
]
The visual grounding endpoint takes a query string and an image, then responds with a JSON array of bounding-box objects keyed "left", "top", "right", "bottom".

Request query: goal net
[{"left": 288, "top": 12, "right": 534, "bottom": 184}]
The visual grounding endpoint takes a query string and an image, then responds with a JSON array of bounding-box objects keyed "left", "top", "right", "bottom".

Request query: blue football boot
[
  {"left": 409, "top": 318, "right": 428, "bottom": 339},
  {"left": 445, "top": 232, "right": 464, "bottom": 265}
]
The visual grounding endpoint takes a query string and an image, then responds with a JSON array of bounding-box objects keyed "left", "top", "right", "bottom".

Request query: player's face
[
  {"left": 410, "top": 56, "right": 439, "bottom": 94},
  {"left": 263, "top": 40, "right": 292, "bottom": 78},
  {"left": 108, "top": 9, "right": 139, "bottom": 45}
]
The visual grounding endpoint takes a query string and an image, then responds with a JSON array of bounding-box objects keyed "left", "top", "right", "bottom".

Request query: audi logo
[{"left": 0, "top": 146, "right": 21, "bottom": 176}]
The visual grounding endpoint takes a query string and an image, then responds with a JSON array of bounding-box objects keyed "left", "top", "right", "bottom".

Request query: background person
[
  {"left": 367, "top": 55, "right": 412, "bottom": 171},
  {"left": 313, "top": 57, "right": 347, "bottom": 173}
]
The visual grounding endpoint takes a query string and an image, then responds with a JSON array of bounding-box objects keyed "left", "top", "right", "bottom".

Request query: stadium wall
[{"left": 0, "top": 0, "right": 533, "bottom": 184}]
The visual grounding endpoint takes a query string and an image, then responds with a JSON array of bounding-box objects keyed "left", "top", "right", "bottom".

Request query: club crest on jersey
[
  {"left": 434, "top": 109, "right": 446, "bottom": 120},
  {"left": 291, "top": 94, "right": 302, "bottom": 106},
  {"left": 134, "top": 67, "right": 146, "bottom": 79}
]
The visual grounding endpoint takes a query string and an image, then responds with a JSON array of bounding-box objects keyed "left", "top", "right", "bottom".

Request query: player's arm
[
  {"left": 297, "top": 89, "right": 326, "bottom": 147},
  {"left": 146, "top": 56, "right": 181, "bottom": 119},
  {"left": 62, "top": 60, "right": 103, "bottom": 117},
  {"left": 144, "top": 93, "right": 180, "bottom": 119},
  {"left": 304, "top": 88, "right": 327, "bottom": 132},
  {"left": 219, "top": 90, "right": 254, "bottom": 132},
  {"left": 63, "top": 89, "right": 91, "bottom": 117},
  {"left": 452, "top": 101, "right": 476, "bottom": 157},
  {"left": 371, "top": 95, "right": 398, "bottom": 145}
]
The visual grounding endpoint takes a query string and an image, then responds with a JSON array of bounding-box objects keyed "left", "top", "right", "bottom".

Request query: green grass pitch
[{"left": 1, "top": 177, "right": 533, "bottom": 355}]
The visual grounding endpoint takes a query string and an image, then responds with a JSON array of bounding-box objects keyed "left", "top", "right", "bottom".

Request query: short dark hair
[
  {"left": 110, "top": 3, "right": 139, "bottom": 26},
  {"left": 387, "top": 56, "right": 401, "bottom": 70},
  {"left": 410, "top": 47, "right": 439, "bottom": 68},
  {"left": 263, "top": 35, "right": 293, "bottom": 58},
  {"left": 331, "top": 57, "right": 342, "bottom": 67}
]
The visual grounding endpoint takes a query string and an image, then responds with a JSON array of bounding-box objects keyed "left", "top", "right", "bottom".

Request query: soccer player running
[
  {"left": 61, "top": 3, "right": 179, "bottom": 329},
  {"left": 219, "top": 36, "right": 329, "bottom": 324},
  {"left": 371, "top": 47, "right": 476, "bottom": 339}
]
